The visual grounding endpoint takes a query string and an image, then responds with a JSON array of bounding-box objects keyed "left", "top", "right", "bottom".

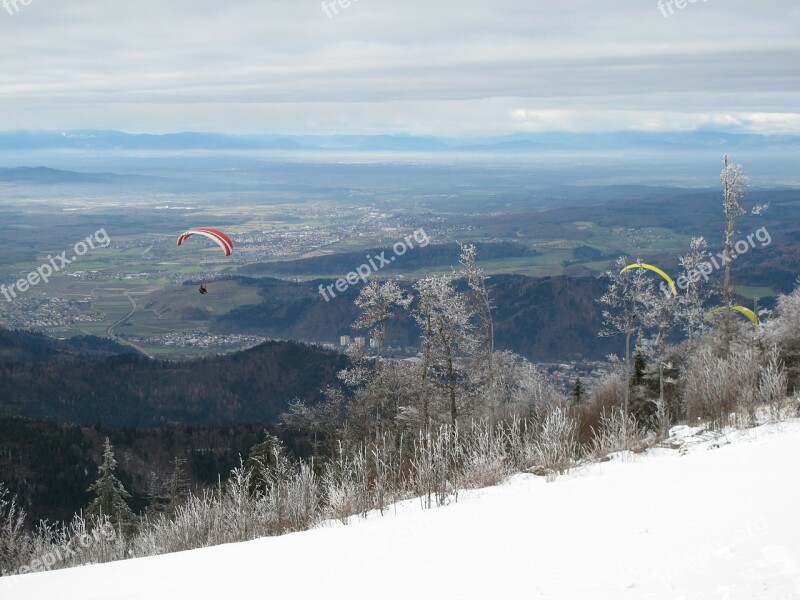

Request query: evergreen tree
[
  {"left": 86, "top": 438, "right": 135, "bottom": 535},
  {"left": 570, "top": 377, "right": 583, "bottom": 405},
  {"left": 166, "top": 457, "right": 190, "bottom": 518},
  {"left": 143, "top": 470, "right": 167, "bottom": 516},
  {"left": 631, "top": 350, "right": 647, "bottom": 387},
  {"left": 245, "top": 432, "right": 291, "bottom": 494}
]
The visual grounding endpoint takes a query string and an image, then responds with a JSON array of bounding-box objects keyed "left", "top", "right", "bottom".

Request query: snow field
[{"left": 5, "top": 420, "right": 800, "bottom": 600}]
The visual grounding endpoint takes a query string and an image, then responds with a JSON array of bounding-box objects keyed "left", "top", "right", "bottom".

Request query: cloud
[{"left": 0, "top": 0, "right": 797, "bottom": 134}]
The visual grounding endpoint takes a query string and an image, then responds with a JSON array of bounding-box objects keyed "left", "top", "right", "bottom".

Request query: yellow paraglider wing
[
  {"left": 620, "top": 263, "right": 678, "bottom": 297},
  {"left": 705, "top": 305, "right": 760, "bottom": 327}
]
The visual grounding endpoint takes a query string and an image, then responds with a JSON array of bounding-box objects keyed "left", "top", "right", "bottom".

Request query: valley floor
[{"left": 5, "top": 420, "right": 800, "bottom": 599}]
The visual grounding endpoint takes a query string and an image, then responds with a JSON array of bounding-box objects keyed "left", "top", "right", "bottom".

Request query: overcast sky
[{"left": 1, "top": 0, "right": 798, "bottom": 135}]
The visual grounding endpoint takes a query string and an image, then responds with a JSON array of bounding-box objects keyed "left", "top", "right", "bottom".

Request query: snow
[{"left": 5, "top": 421, "right": 800, "bottom": 600}]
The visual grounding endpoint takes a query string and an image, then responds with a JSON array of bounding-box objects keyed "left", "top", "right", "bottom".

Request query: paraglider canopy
[
  {"left": 705, "top": 305, "right": 760, "bottom": 327},
  {"left": 620, "top": 262, "right": 678, "bottom": 297},
  {"left": 177, "top": 228, "right": 233, "bottom": 256}
]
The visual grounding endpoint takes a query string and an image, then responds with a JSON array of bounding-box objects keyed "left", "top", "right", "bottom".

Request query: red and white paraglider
[
  {"left": 177, "top": 228, "right": 233, "bottom": 256},
  {"left": 177, "top": 228, "right": 233, "bottom": 293}
]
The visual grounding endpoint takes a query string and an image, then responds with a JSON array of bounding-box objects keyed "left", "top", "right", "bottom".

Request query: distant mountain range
[
  {"left": 0, "top": 129, "right": 798, "bottom": 153},
  {"left": 0, "top": 166, "right": 161, "bottom": 185}
]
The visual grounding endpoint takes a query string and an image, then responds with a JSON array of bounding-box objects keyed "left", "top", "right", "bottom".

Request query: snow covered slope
[{"left": 5, "top": 421, "right": 800, "bottom": 600}]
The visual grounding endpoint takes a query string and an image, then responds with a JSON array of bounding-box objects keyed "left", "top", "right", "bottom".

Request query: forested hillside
[
  {"left": 0, "top": 330, "right": 349, "bottom": 427},
  {"left": 0, "top": 417, "right": 308, "bottom": 524},
  {"left": 0, "top": 329, "right": 136, "bottom": 364},
  {"left": 212, "top": 275, "right": 621, "bottom": 360}
]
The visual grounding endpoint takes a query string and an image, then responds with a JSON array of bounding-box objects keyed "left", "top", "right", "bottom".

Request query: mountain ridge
[{"left": 1, "top": 129, "right": 797, "bottom": 153}]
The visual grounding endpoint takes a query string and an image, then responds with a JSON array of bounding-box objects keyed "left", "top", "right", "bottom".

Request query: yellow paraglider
[
  {"left": 620, "top": 262, "right": 678, "bottom": 297},
  {"left": 705, "top": 305, "right": 760, "bottom": 328}
]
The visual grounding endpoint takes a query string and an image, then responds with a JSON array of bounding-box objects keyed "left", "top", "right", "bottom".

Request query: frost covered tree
[
  {"left": 720, "top": 155, "right": 748, "bottom": 353},
  {"left": 719, "top": 155, "right": 767, "bottom": 354},
  {"left": 353, "top": 280, "right": 412, "bottom": 378},
  {"left": 413, "top": 273, "right": 480, "bottom": 425},
  {"left": 282, "top": 386, "right": 351, "bottom": 455},
  {"left": 640, "top": 280, "right": 677, "bottom": 417},
  {"left": 471, "top": 351, "right": 564, "bottom": 420},
  {"left": 459, "top": 243, "right": 520, "bottom": 417},
  {"left": 459, "top": 243, "right": 494, "bottom": 370},
  {"left": 599, "top": 257, "right": 657, "bottom": 421},
  {"left": 86, "top": 438, "right": 135, "bottom": 535},
  {"left": 327, "top": 280, "right": 415, "bottom": 439},
  {"left": 676, "top": 237, "right": 714, "bottom": 344},
  {"left": 762, "top": 282, "right": 800, "bottom": 394},
  {"left": 411, "top": 276, "right": 439, "bottom": 424},
  {"left": 682, "top": 338, "right": 761, "bottom": 428},
  {"left": 0, "top": 483, "right": 29, "bottom": 575}
]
